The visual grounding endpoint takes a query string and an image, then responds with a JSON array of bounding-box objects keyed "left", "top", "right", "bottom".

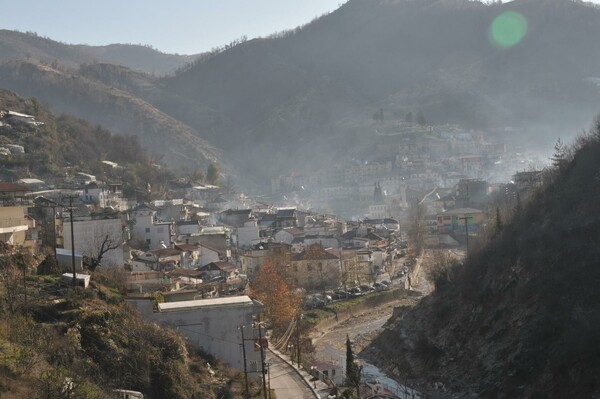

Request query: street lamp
[{"left": 287, "top": 344, "right": 294, "bottom": 365}]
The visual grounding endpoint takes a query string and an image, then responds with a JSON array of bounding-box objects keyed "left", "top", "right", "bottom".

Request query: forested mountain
[
  {"left": 1, "top": 0, "right": 600, "bottom": 184},
  {"left": 0, "top": 29, "right": 197, "bottom": 75},
  {"left": 365, "top": 121, "right": 600, "bottom": 398}
]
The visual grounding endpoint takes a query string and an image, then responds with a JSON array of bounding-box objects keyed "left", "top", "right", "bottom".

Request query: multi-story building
[
  {"left": 288, "top": 244, "right": 340, "bottom": 290},
  {"left": 0, "top": 182, "right": 35, "bottom": 251},
  {"left": 130, "top": 203, "right": 175, "bottom": 250}
]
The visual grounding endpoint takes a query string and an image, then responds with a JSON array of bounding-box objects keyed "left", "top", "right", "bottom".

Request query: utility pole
[
  {"left": 267, "top": 361, "right": 271, "bottom": 399},
  {"left": 52, "top": 203, "right": 57, "bottom": 258},
  {"left": 69, "top": 196, "right": 76, "bottom": 286},
  {"left": 257, "top": 316, "right": 268, "bottom": 399},
  {"left": 239, "top": 325, "right": 250, "bottom": 398},
  {"left": 296, "top": 313, "right": 301, "bottom": 367}
]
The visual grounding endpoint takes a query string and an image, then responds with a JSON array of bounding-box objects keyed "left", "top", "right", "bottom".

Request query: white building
[
  {"left": 63, "top": 216, "right": 124, "bottom": 267},
  {"left": 130, "top": 204, "right": 174, "bottom": 250},
  {"left": 148, "top": 296, "right": 264, "bottom": 373},
  {"left": 234, "top": 219, "right": 260, "bottom": 249}
]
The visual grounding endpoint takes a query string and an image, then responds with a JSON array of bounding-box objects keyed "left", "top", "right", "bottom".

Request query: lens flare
[{"left": 489, "top": 11, "right": 527, "bottom": 48}]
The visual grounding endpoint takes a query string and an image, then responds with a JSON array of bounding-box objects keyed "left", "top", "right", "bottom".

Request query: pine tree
[{"left": 551, "top": 137, "right": 568, "bottom": 169}]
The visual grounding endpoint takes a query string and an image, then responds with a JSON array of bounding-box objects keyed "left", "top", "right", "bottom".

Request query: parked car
[
  {"left": 359, "top": 284, "right": 374, "bottom": 293},
  {"left": 333, "top": 288, "right": 350, "bottom": 299},
  {"left": 303, "top": 294, "right": 326, "bottom": 309},
  {"left": 349, "top": 287, "right": 362, "bottom": 296},
  {"left": 381, "top": 279, "right": 392, "bottom": 286}
]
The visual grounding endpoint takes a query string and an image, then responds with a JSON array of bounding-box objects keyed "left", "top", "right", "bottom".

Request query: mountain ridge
[
  {"left": 1, "top": 0, "right": 600, "bottom": 182},
  {"left": 0, "top": 29, "right": 199, "bottom": 75}
]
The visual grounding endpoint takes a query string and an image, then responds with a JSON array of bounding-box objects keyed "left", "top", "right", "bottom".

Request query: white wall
[
  {"left": 237, "top": 220, "right": 260, "bottom": 248},
  {"left": 150, "top": 298, "right": 264, "bottom": 373},
  {"left": 63, "top": 218, "right": 123, "bottom": 267}
]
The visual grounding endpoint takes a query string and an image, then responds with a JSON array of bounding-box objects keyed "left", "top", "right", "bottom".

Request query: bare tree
[
  {"left": 221, "top": 175, "right": 237, "bottom": 196},
  {"left": 70, "top": 223, "right": 124, "bottom": 271},
  {"left": 89, "top": 234, "right": 121, "bottom": 271}
]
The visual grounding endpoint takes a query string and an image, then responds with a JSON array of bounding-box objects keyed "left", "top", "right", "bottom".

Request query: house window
[
  {"left": 145, "top": 227, "right": 150, "bottom": 233},
  {"left": 307, "top": 264, "right": 312, "bottom": 271},
  {"left": 318, "top": 262, "right": 323, "bottom": 271},
  {"left": 249, "top": 360, "right": 258, "bottom": 372}
]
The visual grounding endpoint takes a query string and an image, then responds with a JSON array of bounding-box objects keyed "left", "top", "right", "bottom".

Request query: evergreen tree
[
  {"left": 345, "top": 335, "right": 361, "bottom": 395},
  {"left": 206, "top": 163, "right": 220, "bottom": 185},
  {"left": 551, "top": 137, "right": 568, "bottom": 169}
]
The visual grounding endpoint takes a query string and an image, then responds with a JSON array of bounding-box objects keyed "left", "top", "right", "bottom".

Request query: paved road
[{"left": 267, "top": 351, "right": 316, "bottom": 399}]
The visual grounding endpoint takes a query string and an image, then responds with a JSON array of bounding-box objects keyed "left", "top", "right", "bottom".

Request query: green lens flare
[{"left": 489, "top": 11, "right": 527, "bottom": 48}]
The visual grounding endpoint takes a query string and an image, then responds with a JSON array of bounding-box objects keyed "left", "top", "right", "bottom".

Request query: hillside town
[{"left": 0, "top": 107, "right": 548, "bottom": 398}]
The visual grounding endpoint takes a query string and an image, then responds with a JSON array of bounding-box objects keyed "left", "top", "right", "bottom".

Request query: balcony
[
  {"left": 0, "top": 218, "right": 28, "bottom": 234},
  {"left": 0, "top": 196, "right": 33, "bottom": 207}
]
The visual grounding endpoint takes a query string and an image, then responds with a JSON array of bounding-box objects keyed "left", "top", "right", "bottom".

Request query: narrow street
[{"left": 266, "top": 351, "right": 317, "bottom": 399}]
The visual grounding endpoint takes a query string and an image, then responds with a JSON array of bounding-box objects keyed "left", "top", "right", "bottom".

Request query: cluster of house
[
  {"left": 0, "top": 166, "right": 543, "bottom": 289},
  {"left": 0, "top": 110, "right": 44, "bottom": 156},
  {"left": 270, "top": 123, "right": 513, "bottom": 219},
  {"left": 0, "top": 110, "right": 45, "bottom": 128}
]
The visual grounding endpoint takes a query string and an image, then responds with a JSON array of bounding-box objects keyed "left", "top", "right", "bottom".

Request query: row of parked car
[{"left": 303, "top": 280, "right": 393, "bottom": 309}]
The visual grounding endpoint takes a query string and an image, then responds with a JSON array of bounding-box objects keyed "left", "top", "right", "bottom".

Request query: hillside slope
[
  {"left": 159, "top": 0, "right": 600, "bottom": 178},
  {"left": 0, "top": 265, "right": 245, "bottom": 399},
  {"left": 0, "top": 88, "right": 176, "bottom": 196},
  {"left": 0, "top": 62, "right": 219, "bottom": 171},
  {"left": 165, "top": 0, "right": 600, "bottom": 134},
  {"left": 365, "top": 121, "right": 600, "bottom": 398}
]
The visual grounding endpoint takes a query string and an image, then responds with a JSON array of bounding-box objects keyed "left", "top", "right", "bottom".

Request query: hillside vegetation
[
  {"left": 0, "top": 246, "right": 254, "bottom": 399},
  {"left": 365, "top": 119, "right": 600, "bottom": 398},
  {"left": 0, "top": 89, "right": 176, "bottom": 196}
]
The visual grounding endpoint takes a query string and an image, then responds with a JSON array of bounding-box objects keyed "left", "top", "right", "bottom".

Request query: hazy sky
[
  {"left": 0, "top": 0, "right": 347, "bottom": 55},
  {"left": 2, "top": 0, "right": 599, "bottom": 54}
]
